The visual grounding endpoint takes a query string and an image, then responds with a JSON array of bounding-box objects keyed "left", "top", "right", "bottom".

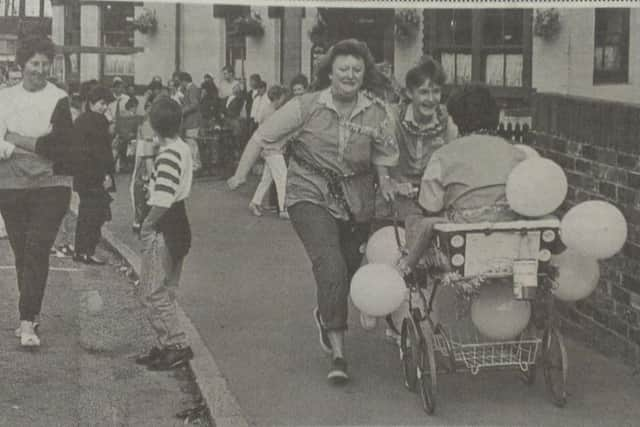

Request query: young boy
[{"left": 136, "top": 97, "right": 194, "bottom": 371}]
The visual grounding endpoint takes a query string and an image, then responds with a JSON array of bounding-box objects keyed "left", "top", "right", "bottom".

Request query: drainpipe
[{"left": 175, "top": 3, "right": 181, "bottom": 72}]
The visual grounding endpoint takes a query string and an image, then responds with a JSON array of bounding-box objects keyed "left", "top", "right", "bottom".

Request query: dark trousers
[
  {"left": 289, "top": 202, "right": 370, "bottom": 331},
  {"left": 75, "top": 189, "right": 111, "bottom": 256},
  {"left": 0, "top": 187, "right": 70, "bottom": 321}
]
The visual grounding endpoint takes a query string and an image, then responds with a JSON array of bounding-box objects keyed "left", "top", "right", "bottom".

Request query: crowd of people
[{"left": 1, "top": 35, "right": 526, "bottom": 385}]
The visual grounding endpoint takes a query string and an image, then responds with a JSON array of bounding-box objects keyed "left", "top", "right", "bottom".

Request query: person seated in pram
[{"left": 397, "top": 83, "right": 526, "bottom": 276}]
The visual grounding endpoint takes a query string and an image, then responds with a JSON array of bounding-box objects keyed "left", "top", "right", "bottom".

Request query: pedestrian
[
  {"left": 135, "top": 96, "right": 194, "bottom": 370},
  {"left": 130, "top": 93, "right": 159, "bottom": 233},
  {"left": 0, "top": 36, "right": 78, "bottom": 347},
  {"left": 108, "top": 76, "right": 131, "bottom": 172},
  {"left": 243, "top": 85, "right": 291, "bottom": 218},
  {"left": 72, "top": 85, "right": 116, "bottom": 265},
  {"left": 290, "top": 73, "right": 309, "bottom": 97},
  {"left": 249, "top": 79, "right": 270, "bottom": 134},
  {"left": 178, "top": 71, "right": 202, "bottom": 173},
  {"left": 222, "top": 80, "right": 247, "bottom": 164},
  {"left": 199, "top": 79, "right": 223, "bottom": 174},
  {"left": 217, "top": 65, "right": 236, "bottom": 100},
  {"left": 228, "top": 39, "right": 398, "bottom": 383}
]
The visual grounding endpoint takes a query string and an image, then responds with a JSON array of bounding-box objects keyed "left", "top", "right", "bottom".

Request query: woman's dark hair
[
  {"left": 86, "top": 85, "right": 115, "bottom": 107},
  {"left": 446, "top": 84, "right": 500, "bottom": 136},
  {"left": 149, "top": 97, "right": 182, "bottom": 138},
  {"left": 201, "top": 79, "right": 219, "bottom": 98},
  {"left": 125, "top": 96, "right": 139, "bottom": 111},
  {"left": 310, "top": 39, "right": 386, "bottom": 96},
  {"left": 290, "top": 73, "right": 309, "bottom": 90},
  {"left": 405, "top": 55, "right": 447, "bottom": 91},
  {"left": 267, "top": 85, "right": 290, "bottom": 103},
  {"left": 16, "top": 36, "right": 55, "bottom": 68}
]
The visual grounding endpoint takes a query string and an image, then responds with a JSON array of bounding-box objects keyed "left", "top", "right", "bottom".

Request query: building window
[
  {"left": 220, "top": 6, "right": 249, "bottom": 72},
  {"left": 0, "top": 0, "right": 19, "bottom": 17},
  {"left": 593, "top": 8, "right": 629, "bottom": 85},
  {"left": 425, "top": 9, "right": 532, "bottom": 93},
  {"left": 64, "top": 1, "right": 81, "bottom": 46},
  {"left": 101, "top": 2, "right": 135, "bottom": 83}
]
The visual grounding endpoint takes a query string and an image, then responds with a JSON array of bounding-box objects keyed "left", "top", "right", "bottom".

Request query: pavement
[
  {"left": 0, "top": 229, "right": 209, "bottom": 426},
  {"left": 11, "top": 172, "right": 640, "bottom": 426}
]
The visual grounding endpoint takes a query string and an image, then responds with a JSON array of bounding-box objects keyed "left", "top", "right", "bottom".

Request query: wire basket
[{"left": 433, "top": 323, "right": 540, "bottom": 375}]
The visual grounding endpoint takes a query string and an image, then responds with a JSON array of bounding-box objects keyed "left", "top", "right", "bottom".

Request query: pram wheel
[
  {"left": 416, "top": 312, "right": 437, "bottom": 415},
  {"left": 542, "top": 327, "right": 568, "bottom": 407}
]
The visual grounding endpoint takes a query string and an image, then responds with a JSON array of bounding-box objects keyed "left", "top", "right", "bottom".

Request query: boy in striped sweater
[{"left": 136, "top": 97, "right": 194, "bottom": 370}]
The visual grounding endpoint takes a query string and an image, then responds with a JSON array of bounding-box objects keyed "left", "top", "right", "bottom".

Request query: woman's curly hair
[
  {"left": 446, "top": 84, "right": 500, "bottom": 136},
  {"left": 310, "top": 39, "right": 388, "bottom": 97},
  {"left": 16, "top": 36, "right": 55, "bottom": 69}
]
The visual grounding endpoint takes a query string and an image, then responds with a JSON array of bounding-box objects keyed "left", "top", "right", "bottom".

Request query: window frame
[
  {"left": 99, "top": 2, "right": 137, "bottom": 85},
  {"left": 593, "top": 8, "right": 630, "bottom": 85},
  {"left": 423, "top": 9, "right": 533, "bottom": 99}
]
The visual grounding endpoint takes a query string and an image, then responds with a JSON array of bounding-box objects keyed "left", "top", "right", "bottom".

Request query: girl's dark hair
[
  {"left": 16, "top": 36, "right": 55, "bottom": 68},
  {"left": 290, "top": 73, "right": 309, "bottom": 90},
  {"left": 405, "top": 55, "right": 447, "bottom": 90},
  {"left": 446, "top": 84, "right": 500, "bottom": 136},
  {"left": 310, "top": 39, "right": 386, "bottom": 96}
]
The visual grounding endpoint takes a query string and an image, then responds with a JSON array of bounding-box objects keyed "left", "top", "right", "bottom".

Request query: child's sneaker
[{"left": 19, "top": 321, "right": 40, "bottom": 347}]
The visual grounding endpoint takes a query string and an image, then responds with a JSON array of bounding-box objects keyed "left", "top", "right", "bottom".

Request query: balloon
[
  {"left": 506, "top": 158, "right": 568, "bottom": 217},
  {"left": 471, "top": 281, "right": 531, "bottom": 341},
  {"left": 560, "top": 200, "right": 628, "bottom": 259},
  {"left": 551, "top": 249, "right": 600, "bottom": 301},
  {"left": 350, "top": 263, "right": 406, "bottom": 317},
  {"left": 513, "top": 144, "right": 540, "bottom": 159},
  {"left": 365, "top": 226, "right": 406, "bottom": 265}
]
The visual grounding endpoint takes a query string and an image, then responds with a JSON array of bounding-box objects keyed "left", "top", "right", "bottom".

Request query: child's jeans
[{"left": 139, "top": 231, "right": 188, "bottom": 348}]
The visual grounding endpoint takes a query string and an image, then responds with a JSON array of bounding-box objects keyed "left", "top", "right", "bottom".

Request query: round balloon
[
  {"left": 506, "top": 158, "right": 568, "bottom": 217},
  {"left": 350, "top": 263, "right": 406, "bottom": 317},
  {"left": 560, "top": 200, "right": 628, "bottom": 259},
  {"left": 471, "top": 281, "right": 531, "bottom": 341},
  {"left": 513, "top": 144, "right": 540, "bottom": 159},
  {"left": 551, "top": 249, "right": 600, "bottom": 302},
  {"left": 365, "top": 226, "right": 406, "bottom": 265}
]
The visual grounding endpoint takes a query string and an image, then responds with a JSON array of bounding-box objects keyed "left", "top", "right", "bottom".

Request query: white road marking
[{"left": 0, "top": 266, "right": 81, "bottom": 272}]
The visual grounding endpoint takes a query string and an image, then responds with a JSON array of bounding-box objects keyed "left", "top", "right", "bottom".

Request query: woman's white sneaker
[
  {"left": 15, "top": 321, "right": 39, "bottom": 338},
  {"left": 19, "top": 321, "right": 40, "bottom": 347}
]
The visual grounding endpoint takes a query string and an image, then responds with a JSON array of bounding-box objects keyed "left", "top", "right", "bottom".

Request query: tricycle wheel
[
  {"left": 400, "top": 317, "right": 417, "bottom": 391},
  {"left": 542, "top": 327, "right": 568, "bottom": 407},
  {"left": 414, "top": 311, "right": 437, "bottom": 415},
  {"left": 520, "top": 364, "right": 537, "bottom": 385}
]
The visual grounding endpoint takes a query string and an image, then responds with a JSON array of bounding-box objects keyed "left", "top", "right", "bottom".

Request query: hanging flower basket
[
  {"left": 308, "top": 17, "right": 329, "bottom": 47},
  {"left": 232, "top": 12, "right": 265, "bottom": 38},
  {"left": 132, "top": 8, "right": 158, "bottom": 35},
  {"left": 533, "top": 9, "right": 561, "bottom": 40},
  {"left": 395, "top": 9, "right": 420, "bottom": 43}
]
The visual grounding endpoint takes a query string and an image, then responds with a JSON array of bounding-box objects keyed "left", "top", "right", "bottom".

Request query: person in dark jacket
[{"left": 72, "top": 85, "right": 116, "bottom": 265}]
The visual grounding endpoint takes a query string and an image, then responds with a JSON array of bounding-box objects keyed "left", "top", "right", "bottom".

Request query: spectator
[
  {"left": 107, "top": 76, "right": 130, "bottom": 123},
  {"left": 217, "top": 65, "right": 236, "bottom": 100},
  {"left": 0, "top": 36, "right": 78, "bottom": 347},
  {"left": 222, "top": 80, "right": 247, "bottom": 163},
  {"left": 178, "top": 71, "right": 202, "bottom": 173},
  {"left": 199, "top": 79, "right": 223, "bottom": 174},
  {"left": 250, "top": 79, "right": 270, "bottom": 132},
  {"left": 247, "top": 85, "right": 291, "bottom": 218},
  {"left": 290, "top": 73, "right": 309, "bottom": 97},
  {"left": 203, "top": 73, "right": 214, "bottom": 87},
  {"left": 6, "top": 65, "right": 22, "bottom": 87},
  {"left": 136, "top": 97, "right": 194, "bottom": 371},
  {"left": 245, "top": 73, "right": 262, "bottom": 119},
  {"left": 72, "top": 85, "right": 116, "bottom": 265}
]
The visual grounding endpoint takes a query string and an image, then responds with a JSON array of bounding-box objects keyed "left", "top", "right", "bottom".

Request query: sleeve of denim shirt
[
  {"left": 252, "top": 97, "right": 303, "bottom": 146},
  {"left": 371, "top": 105, "right": 399, "bottom": 167},
  {"left": 419, "top": 156, "right": 445, "bottom": 213}
]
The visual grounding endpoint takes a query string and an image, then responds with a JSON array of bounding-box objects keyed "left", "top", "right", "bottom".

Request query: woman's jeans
[
  {"left": 289, "top": 202, "right": 370, "bottom": 331},
  {"left": 0, "top": 187, "right": 70, "bottom": 321},
  {"left": 75, "top": 189, "right": 110, "bottom": 256}
]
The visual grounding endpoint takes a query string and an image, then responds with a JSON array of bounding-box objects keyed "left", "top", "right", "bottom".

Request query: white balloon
[
  {"left": 506, "top": 157, "right": 568, "bottom": 217},
  {"left": 560, "top": 200, "right": 628, "bottom": 259},
  {"left": 471, "top": 282, "right": 531, "bottom": 341},
  {"left": 365, "top": 226, "right": 406, "bottom": 265},
  {"left": 551, "top": 249, "right": 600, "bottom": 302},
  {"left": 513, "top": 144, "right": 540, "bottom": 159},
  {"left": 350, "top": 263, "right": 406, "bottom": 317}
]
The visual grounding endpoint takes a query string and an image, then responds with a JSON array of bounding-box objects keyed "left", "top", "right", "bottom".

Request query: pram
[{"left": 369, "top": 212, "right": 568, "bottom": 415}]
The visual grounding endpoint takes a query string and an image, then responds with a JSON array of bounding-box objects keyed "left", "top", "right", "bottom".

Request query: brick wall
[{"left": 530, "top": 93, "right": 640, "bottom": 366}]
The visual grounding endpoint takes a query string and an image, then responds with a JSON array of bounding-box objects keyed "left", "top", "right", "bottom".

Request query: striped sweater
[
  {"left": 147, "top": 138, "right": 193, "bottom": 208},
  {"left": 0, "top": 82, "right": 74, "bottom": 189}
]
